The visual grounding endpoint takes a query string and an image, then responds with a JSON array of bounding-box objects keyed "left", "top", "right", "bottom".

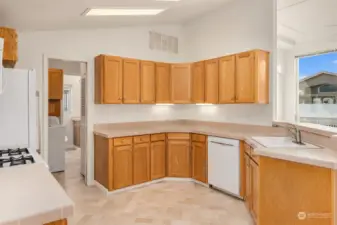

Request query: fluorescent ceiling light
[{"left": 84, "top": 8, "right": 166, "bottom": 16}]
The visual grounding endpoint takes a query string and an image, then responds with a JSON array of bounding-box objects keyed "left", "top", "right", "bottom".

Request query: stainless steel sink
[{"left": 251, "top": 137, "right": 321, "bottom": 149}]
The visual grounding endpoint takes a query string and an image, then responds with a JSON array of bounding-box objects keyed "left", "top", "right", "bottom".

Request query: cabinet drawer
[
  {"left": 133, "top": 135, "right": 150, "bottom": 144},
  {"left": 113, "top": 137, "right": 132, "bottom": 146},
  {"left": 151, "top": 133, "right": 166, "bottom": 142},
  {"left": 167, "top": 133, "right": 190, "bottom": 140},
  {"left": 191, "top": 134, "right": 206, "bottom": 143}
]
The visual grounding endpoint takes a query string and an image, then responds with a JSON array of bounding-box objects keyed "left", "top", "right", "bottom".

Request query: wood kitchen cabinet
[
  {"left": 167, "top": 133, "right": 191, "bottom": 177},
  {"left": 48, "top": 68, "right": 63, "bottom": 100},
  {"left": 123, "top": 58, "right": 140, "bottom": 104},
  {"left": 48, "top": 100, "right": 61, "bottom": 117},
  {"left": 0, "top": 27, "right": 18, "bottom": 68},
  {"left": 171, "top": 64, "right": 192, "bottom": 103},
  {"left": 140, "top": 61, "right": 156, "bottom": 104},
  {"left": 251, "top": 160, "right": 259, "bottom": 223},
  {"left": 150, "top": 134, "right": 166, "bottom": 180},
  {"left": 244, "top": 154, "right": 251, "bottom": 210},
  {"left": 133, "top": 142, "right": 150, "bottom": 185},
  {"left": 205, "top": 59, "right": 219, "bottom": 104},
  {"left": 113, "top": 144, "right": 133, "bottom": 189},
  {"left": 156, "top": 63, "right": 171, "bottom": 103},
  {"left": 191, "top": 134, "right": 207, "bottom": 183},
  {"left": 236, "top": 50, "right": 269, "bottom": 104},
  {"left": 95, "top": 55, "right": 123, "bottom": 104},
  {"left": 219, "top": 55, "right": 236, "bottom": 103},
  {"left": 44, "top": 219, "right": 67, "bottom": 225},
  {"left": 191, "top": 61, "right": 205, "bottom": 103}
]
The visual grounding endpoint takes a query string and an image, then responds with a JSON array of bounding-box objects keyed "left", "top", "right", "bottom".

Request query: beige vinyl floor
[{"left": 53, "top": 149, "right": 253, "bottom": 225}]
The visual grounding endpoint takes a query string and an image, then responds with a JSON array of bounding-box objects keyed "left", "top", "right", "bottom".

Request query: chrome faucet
[{"left": 288, "top": 124, "right": 303, "bottom": 145}]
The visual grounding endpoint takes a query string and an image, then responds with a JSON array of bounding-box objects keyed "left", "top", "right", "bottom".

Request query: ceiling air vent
[{"left": 149, "top": 31, "right": 178, "bottom": 54}]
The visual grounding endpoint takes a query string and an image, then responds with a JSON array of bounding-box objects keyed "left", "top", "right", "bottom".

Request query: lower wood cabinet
[
  {"left": 244, "top": 153, "right": 251, "bottom": 210},
  {"left": 192, "top": 138, "right": 207, "bottom": 183},
  {"left": 250, "top": 159, "right": 259, "bottom": 223},
  {"left": 113, "top": 145, "right": 133, "bottom": 189},
  {"left": 167, "top": 139, "right": 191, "bottom": 178},
  {"left": 150, "top": 141, "right": 166, "bottom": 180},
  {"left": 133, "top": 143, "right": 150, "bottom": 185}
]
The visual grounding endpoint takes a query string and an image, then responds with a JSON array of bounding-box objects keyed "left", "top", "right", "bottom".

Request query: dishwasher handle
[{"left": 210, "top": 141, "right": 234, "bottom": 147}]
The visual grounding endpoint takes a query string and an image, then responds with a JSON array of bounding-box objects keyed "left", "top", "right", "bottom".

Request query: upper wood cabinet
[
  {"left": 191, "top": 61, "right": 205, "bottom": 103},
  {"left": 150, "top": 140, "right": 166, "bottom": 180},
  {"left": 95, "top": 50, "right": 269, "bottom": 105},
  {"left": 133, "top": 143, "right": 150, "bottom": 185},
  {"left": 113, "top": 145, "right": 133, "bottom": 189},
  {"left": 192, "top": 141, "right": 207, "bottom": 183},
  {"left": 236, "top": 50, "right": 269, "bottom": 104},
  {"left": 140, "top": 61, "right": 156, "bottom": 104},
  {"left": 0, "top": 27, "right": 18, "bottom": 68},
  {"left": 219, "top": 55, "right": 236, "bottom": 103},
  {"left": 48, "top": 68, "right": 63, "bottom": 100},
  {"left": 123, "top": 58, "right": 140, "bottom": 104},
  {"left": 205, "top": 59, "right": 219, "bottom": 104},
  {"left": 156, "top": 63, "right": 171, "bottom": 103},
  {"left": 95, "top": 55, "right": 123, "bottom": 104},
  {"left": 171, "top": 64, "right": 192, "bottom": 104}
]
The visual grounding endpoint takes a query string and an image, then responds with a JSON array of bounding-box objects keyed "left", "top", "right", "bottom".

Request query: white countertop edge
[{"left": 253, "top": 148, "right": 337, "bottom": 170}]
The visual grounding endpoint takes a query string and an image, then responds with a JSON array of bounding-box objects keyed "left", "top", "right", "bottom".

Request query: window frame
[{"left": 63, "top": 84, "right": 72, "bottom": 113}]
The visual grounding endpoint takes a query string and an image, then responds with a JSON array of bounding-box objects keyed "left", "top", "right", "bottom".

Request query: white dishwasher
[{"left": 208, "top": 136, "right": 241, "bottom": 197}]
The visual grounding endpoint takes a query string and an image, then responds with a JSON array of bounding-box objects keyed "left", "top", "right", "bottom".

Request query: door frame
[{"left": 42, "top": 54, "right": 93, "bottom": 185}]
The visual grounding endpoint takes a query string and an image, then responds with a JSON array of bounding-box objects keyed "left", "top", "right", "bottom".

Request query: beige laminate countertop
[
  {"left": 94, "top": 120, "right": 337, "bottom": 170},
  {"left": 0, "top": 161, "right": 74, "bottom": 225}
]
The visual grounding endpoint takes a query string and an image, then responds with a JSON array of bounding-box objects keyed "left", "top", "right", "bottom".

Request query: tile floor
[{"left": 53, "top": 149, "right": 253, "bottom": 225}]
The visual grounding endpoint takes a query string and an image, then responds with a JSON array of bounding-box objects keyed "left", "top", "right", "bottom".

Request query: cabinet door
[
  {"left": 95, "top": 55, "right": 123, "bottom": 104},
  {"left": 191, "top": 61, "right": 205, "bottom": 103},
  {"left": 156, "top": 63, "right": 171, "bottom": 103},
  {"left": 251, "top": 160, "right": 259, "bottom": 223},
  {"left": 205, "top": 59, "right": 219, "bottom": 104},
  {"left": 167, "top": 140, "right": 191, "bottom": 177},
  {"left": 150, "top": 141, "right": 166, "bottom": 180},
  {"left": 140, "top": 61, "right": 156, "bottom": 104},
  {"left": 219, "top": 55, "right": 236, "bottom": 103},
  {"left": 133, "top": 143, "right": 150, "bottom": 185},
  {"left": 113, "top": 145, "right": 133, "bottom": 189},
  {"left": 236, "top": 52, "right": 255, "bottom": 103},
  {"left": 192, "top": 142, "right": 207, "bottom": 183},
  {"left": 48, "top": 68, "right": 63, "bottom": 100},
  {"left": 245, "top": 154, "right": 251, "bottom": 211},
  {"left": 171, "top": 64, "right": 192, "bottom": 103},
  {"left": 48, "top": 100, "right": 61, "bottom": 117},
  {"left": 123, "top": 58, "right": 140, "bottom": 103}
]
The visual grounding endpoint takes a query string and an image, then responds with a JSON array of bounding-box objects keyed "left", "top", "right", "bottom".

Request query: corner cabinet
[
  {"left": 171, "top": 64, "right": 192, "bottom": 104},
  {"left": 236, "top": 50, "right": 269, "bottom": 104},
  {"left": 95, "top": 55, "right": 123, "bottom": 104}
]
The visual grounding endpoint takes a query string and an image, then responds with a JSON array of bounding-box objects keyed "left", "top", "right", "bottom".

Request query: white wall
[
  {"left": 180, "top": 0, "right": 276, "bottom": 125},
  {"left": 63, "top": 75, "right": 81, "bottom": 148}
]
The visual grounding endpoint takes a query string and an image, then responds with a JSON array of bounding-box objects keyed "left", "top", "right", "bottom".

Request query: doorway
[{"left": 43, "top": 57, "right": 88, "bottom": 184}]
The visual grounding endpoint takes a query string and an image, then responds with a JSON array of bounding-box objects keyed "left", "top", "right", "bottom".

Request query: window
[
  {"left": 297, "top": 51, "right": 337, "bottom": 128},
  {"left": 63, "top": 85, "right": 72, "bottom": 112}
]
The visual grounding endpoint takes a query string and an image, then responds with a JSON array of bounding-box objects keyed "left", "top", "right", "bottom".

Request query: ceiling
[
  {"left": 278, "top": 0, "right": 337, "bottom": 47},
  {"left": 0, "top": 0, "right": 233, "bottom": 31}
]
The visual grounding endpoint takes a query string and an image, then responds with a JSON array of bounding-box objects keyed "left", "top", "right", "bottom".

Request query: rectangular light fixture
[
  {"left": 155, "top": 103, "right": 174, "bottom": 106},
  {"left": 196, "top": 103, "right": 214, "bottom": 106},
  {"left": 84, "top": 8, "right": 166, "bottom": 16}
]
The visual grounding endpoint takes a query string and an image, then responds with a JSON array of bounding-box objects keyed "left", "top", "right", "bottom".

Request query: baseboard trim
[{"left": 94, "top": 177, "right": 208, "bottom": 195}]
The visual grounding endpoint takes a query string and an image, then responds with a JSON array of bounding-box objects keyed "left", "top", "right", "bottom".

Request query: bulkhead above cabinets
[{"left": 94, "top": 49, "right": 269, "bottom": 105}]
